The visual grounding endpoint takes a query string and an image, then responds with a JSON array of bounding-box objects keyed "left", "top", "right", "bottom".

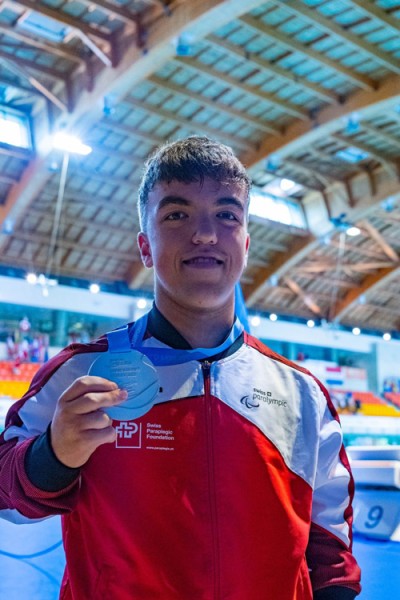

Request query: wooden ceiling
[{"left": 1, "top": 0, "right": 400, "bottom": 334}]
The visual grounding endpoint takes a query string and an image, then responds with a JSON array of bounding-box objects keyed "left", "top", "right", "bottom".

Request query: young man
[{"left": 0, "top": 137, "right": 361, "bottom": 599}]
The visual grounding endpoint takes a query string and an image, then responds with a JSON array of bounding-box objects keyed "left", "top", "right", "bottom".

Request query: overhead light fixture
[
  {"left": 279, "top": 178, "right": 296, "bottom": 192},
  {"left": 346, "top": 225, "right": 361, "bottom": 237},
  {"left": 136, "top": 298, "right": 147, "bottom": 309},
  {"left": 52, "top": 132, "right": 92, "bottom": 155},
  {"left": 89, "top": 283, "right": 100, "bottom": 294},
  {"left": 26, "top": 272, "right": 58, "bottom": 291},
  {"left": 250, "top": 315, "right": 261, "bottom": 327},
  {"left": 383, "top": 332, "right": 391, "bottom": 341},
  {"left": 269, "top": 313, "right": 278, "bottom": 322},
  {"left": 330, "top": 213, "right": 360, "bottom": 236},
  {"left": 307, "top": 319, "right": 315, "bottom": 328},
  {"left": 352, "top": 327, "right": 361, "bottom": 336}
]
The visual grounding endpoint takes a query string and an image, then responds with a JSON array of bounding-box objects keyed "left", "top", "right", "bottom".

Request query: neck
[{"left": 154, "top": 294, "right": 235, "bottom": 349}]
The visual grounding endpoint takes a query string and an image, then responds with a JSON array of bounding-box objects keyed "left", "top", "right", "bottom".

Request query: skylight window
[
  {"left": 0, "top": 108, "right": 31, "bottom": 149},
  {"left": 249, "top": 190, "right": 306, "bottom": 229},
  {"left": 335, "top": 146, "right": 369, "bottom": 164}
]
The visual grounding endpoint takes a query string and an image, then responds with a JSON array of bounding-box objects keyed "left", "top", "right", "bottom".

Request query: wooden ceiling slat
[
  {"left": 174, "top": 56, "right": 309, "bottom": 120},
  {"left": 13, "top": 0, "right": 113, "bottom": 42},
  {"left": 279, "top": 0, "right": 400, "bottom": 75},
  {"left": 148, "top": 74, "right": 277, "bottom": 134},
  {"left": 207, "top": 33, "right": 339, "bottom": 105},
  {"left": 0, "top": 25, "right": 84, "bottom": 64},
  {"left": 359, "top": 219, "right": 400, "bottom": 262},
  {"left": 239, "top": 13, "right": 376, "bottom": 90},
  {"left": 125, "top": 97, "right": 253, "bottom": 151},
  {"left": 347, "top": 0, "right": 400, "bottom": 33}
]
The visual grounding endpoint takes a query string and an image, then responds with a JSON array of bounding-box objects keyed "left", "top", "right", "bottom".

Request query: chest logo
[{"left": 241, "top": 388, "right": 288, "bottom": 410}]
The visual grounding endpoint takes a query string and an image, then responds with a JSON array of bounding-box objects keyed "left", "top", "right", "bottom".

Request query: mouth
[{"left": 183, "top": 256, "right": 224, "bottom": 266}]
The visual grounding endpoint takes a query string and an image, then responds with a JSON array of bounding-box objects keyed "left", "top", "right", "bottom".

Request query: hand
[{"left": 50, "top": 376, "right": 128, "bottom": 468}]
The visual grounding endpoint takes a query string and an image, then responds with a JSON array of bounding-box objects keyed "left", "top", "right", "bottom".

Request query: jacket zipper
[{"left": 202, "top": 361, "right": 220, "bottom": 599}]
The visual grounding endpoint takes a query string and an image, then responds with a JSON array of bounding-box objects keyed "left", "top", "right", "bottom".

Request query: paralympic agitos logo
[{"left": 240, "top": 388, "right": 288, "bottom": 410}]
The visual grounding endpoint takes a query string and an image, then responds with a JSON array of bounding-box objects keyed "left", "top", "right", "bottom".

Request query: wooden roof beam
[
  {"left": 348, "top": 0, "right": 400, "bottom": 32},
  {"left": 13, "top": 0, "right": 112, "bottom": 42},
  {"left": 174, "top": 56, "right": 309, "bottom": 121},
  {"left": 332, "top": 132, "right": 400, "bottom": 178},
  {"left": 80, "top": 0, "right": 140, "bottom": 27},
  {"left": 279, "top": 0, "right": 400, "bottom": 76},
  {"left": 328, "top": 237, "right": 388, "bottom": 260},
  {"left": 361, "top": 122, "right": 400, "bottom": 149},
  {"left": 0, "top": 0, "right": 291, "bottom": 252},
  {"left": 26, "top": 207, "right": 139, "bottom": 238},
  {"left": 149, "top": 74, "right": 277, "bottom": 134},
  {"left": 0, "top": 48, "right": 65, "bottom": 80},
  {"left": 244, "top": 233, "right": 315, "bottom": 306},
  {"left": 283, "top": 276, "right": 322, "bottom": 316},
  {"left": 243, "top": 74, "right": 400, "bottom": 173},
  {"left": 0, "top": 253, "right": 130, "bottom": 283},
  {"left": 332, "top": 266, "right": 400, "bottom": 322},
  {"left": 239, "top": 13, "right": 375, "bottom": 90},
  {"left": 0, "top": 24, "right": 84, "bottom": 64},
  {"left": 7, "top": 230, "right": 136, "bottom": 262},
  {"left": 359, "top": 219, "right": 399, "bottom": 262},
  {"left": 206, "top": 33, "right": 339, "bottom": 105},
  {"left": 283, "top": 157, "right": 338, "bottom": 187},
  {"left": 125, "top": 97, "right": 254, "bottom": 152}
]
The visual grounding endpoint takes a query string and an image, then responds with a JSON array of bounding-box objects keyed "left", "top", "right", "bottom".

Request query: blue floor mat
[{"left": 0, "top": 519, "right": 398, "bottom": 598}]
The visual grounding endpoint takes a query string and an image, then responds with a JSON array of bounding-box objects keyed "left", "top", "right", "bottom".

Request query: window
[{"left": 0, "top": 107, "right": 31, "bottom": 150}]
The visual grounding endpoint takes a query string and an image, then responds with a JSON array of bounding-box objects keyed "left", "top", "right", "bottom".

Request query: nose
[{"left": 192, "top": 215, "right": 217, "bottom": 245}]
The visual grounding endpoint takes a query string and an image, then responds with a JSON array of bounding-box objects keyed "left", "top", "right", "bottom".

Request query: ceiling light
[
  {"left": 136, "top": 298, "right": 147, "bottom": 309},
  {"left": 26, "top": 272, "right": 37, "bottom": 284},
  {"left": 307, "top": 320, "right": 315, "bottom": 328},
  {"left": 250, "top": 315, "right": 261, "bottom": 327},
  {"left": 352, "top": 327, "right": 361, "bottom": 336},
  {"left": 280, "top": 178, "right": 296, "bottom": 192},
  {"left": 52, "top": 132, "right": 92, "bottom": 155},
  {"left": 89, "top": 283, "right": 100, "bottom": 294},
  {"left": 346, "top": 226, "right": 361, "bottom": 237},
  {"left": 383, "top": 332, "right": 391, "bottom": 341},
  {"left": 269, "top": 313, "right": 278, "bottom": 322}
]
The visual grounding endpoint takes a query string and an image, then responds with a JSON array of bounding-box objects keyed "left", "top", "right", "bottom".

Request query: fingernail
[{"left": 119, "top": 389, "right": 128, "bottom": 400}]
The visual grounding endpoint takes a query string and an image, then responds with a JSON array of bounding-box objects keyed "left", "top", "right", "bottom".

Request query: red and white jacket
[{"left": 0, "top": 311, "right": 361, "bottom": 599}]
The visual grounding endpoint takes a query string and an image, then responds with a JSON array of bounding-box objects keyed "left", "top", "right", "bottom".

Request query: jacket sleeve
[
  {"left": 306, "top": 383, "right": 361, "bottom": 597},
  {"left": 0, "top": 343, "right": 104, "bottom": 521}
]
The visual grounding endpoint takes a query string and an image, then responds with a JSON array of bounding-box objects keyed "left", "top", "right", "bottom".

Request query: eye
[
  {"left": 217, "top": 211, "right": 239, "bottom": 222},
  {"left": 164, "top": 211, "right": 187, "bottom": 221}
]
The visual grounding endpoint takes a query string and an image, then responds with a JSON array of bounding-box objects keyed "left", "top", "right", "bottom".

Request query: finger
[
  {"left": 60, "top": 375, "right": 119, "bottom": 403},
  {"left": 67, "top": 388, "right": 128, "bottom": 415},
  {"left": 83, "top": 425, "right": 117, "bottom": 445},
  {"left": 80, "top": 410, "right": 114, "bottom": 430}
]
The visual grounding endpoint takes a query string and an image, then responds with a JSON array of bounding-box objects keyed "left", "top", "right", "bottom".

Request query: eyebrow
[{"left": 157, "top": 195, "right": 245, "bottom": 212}]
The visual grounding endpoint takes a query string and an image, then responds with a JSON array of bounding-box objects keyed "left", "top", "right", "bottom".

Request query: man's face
[{"left": 138, "top": 177, "right": 250, "bottom": 312}]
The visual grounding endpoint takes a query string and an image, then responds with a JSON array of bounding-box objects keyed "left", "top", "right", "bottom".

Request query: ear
[{"left": 137, "top": 232, "right": 153, "bottom": 268}]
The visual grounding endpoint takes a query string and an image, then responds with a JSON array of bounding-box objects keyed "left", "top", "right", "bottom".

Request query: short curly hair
[{"left": 137, "top": 136, "right": 251, "bottom": 231}]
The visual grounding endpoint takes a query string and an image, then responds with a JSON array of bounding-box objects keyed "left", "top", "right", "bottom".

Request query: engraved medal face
[{"left": 88, "top": 350, "right": 159, "bottom": 421}]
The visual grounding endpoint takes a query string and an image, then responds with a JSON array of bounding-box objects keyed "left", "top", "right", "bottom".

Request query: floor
[{"left": 0, "top": 516, "right": 397, "bottom": 599}]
